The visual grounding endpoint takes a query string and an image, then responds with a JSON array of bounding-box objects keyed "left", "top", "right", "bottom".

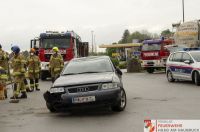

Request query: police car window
[
  {"left": 169, "top": 53, "right": 174, "bottom": 61},
  {"left": 190, "top": 52, "right": 200, "bottom": 62},
  {"left": 182, "top": 53, "right": 192, "bottom": 62},
  {"left": 172, "top": 52, "right": 182, "bottom": 62}
]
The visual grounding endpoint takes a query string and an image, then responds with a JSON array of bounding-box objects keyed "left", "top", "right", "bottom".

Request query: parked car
[
  {"left": 166, "top": 49, "right": 200, "bottom": 85},
  {"left": 43, "top": 56, "right": 127, "bottom": 112}
]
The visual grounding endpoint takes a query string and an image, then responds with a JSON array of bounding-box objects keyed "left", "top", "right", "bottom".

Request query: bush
[
  {"left": 111, "top": 58, "right": 119, "bottom": 66},
  {"left": 127, "top": 58, "right": 142, "bottom": 73},
  {"left": 119, "top": 62, "right": 127, "bottom": 69}
]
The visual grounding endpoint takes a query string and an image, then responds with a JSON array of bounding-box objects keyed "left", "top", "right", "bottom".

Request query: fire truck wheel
[
  {"left": 41, "top": 71, "right": 47, "bottom": 81},
  {"left": 147, "top": 68, "right": 154, "bottom": 73},
  {"left": 167, "top": 71, "right": 175, "bottom": 82},
  {"left": 194, "top": 71, "right": 200, "bottom": 86}
]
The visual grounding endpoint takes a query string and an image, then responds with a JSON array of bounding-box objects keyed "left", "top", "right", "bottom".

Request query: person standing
[
  {"left": 0, "top": 44, "right": 9, "bottom": 98},
  {"left": 49, "top": 47, "right": 64, "bottom": 82},
  {"left": 10, "top": 45, "right": 27, "bottom": 99},
  {"left": 27, "top": 48, "right": 40, "bottom": 91},
  {"left": 0, "top": 66, "right": 8, "bottom": 100}
]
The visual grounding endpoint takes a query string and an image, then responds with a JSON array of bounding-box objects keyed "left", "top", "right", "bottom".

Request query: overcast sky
[{"left": 0, "top": 0, "right": 199, "bottom": 51}]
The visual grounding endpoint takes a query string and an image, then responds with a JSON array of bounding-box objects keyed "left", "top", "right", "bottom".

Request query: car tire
[
  {"left": 167, "top": 71, "right": 175, "bottom": 82},
  {"left": 46, "top": 102, "right": 57, "bottom": 113},
  {"left": 147, "top": 68, "right": 154, "bottom": 74},
  {"left": 194, "top": 71, "right": 200, "bottom": 86},
  {"left": 111, "top": 88, "right": 127, "bottom": 112}
]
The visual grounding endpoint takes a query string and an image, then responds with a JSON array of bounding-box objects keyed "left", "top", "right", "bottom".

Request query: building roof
[{"left": 99, "top": 43, "right": 143, "bottom": 48}]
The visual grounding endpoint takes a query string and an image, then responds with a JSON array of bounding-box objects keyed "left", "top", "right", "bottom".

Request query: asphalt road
[{"left": 1, "top": 71, "right": 200, "bottom": 132}]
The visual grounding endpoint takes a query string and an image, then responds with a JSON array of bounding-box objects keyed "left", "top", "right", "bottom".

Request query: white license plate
[{"left": 72, "top": 96, "right": 96, "bottom": 104}]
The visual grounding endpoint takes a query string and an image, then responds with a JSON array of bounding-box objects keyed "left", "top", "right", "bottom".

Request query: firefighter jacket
[
  {"left": 27, "top": 55, "right": 40, "bottom": 78},
  {"left": 49, "top": 53, "right": 64, "bottom": 74},
  {"left": 10, "top": 54, "right": 26, "bottom": 77},
  {"left": 0, "top": 49, "right": 8, "bottom": 71}
]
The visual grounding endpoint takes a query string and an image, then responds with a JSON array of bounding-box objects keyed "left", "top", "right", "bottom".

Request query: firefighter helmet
[
  {"left": 52, "top": 47, "right": 59, "bottom": 52},
  {"left": 11, "top": 45, "right": 20, "bottom": 54}
]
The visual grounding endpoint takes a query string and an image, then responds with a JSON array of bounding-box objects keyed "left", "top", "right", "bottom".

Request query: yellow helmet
[{"left": 52, "top": 47, "right": 59, "bottom": 52}]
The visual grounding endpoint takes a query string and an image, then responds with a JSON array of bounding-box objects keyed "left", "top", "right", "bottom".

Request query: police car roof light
[{"left": 183, "top": 47, "right": 200, "bottom": 51}]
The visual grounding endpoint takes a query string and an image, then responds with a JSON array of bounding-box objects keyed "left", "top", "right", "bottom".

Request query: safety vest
[
  {"left": 27, "top": 55, "right": 40, "bottom": 73},
  {"left": 49, "top": 53, "right": 64, "bottom": 72},
  {"left": 11, "top": 54, "right": 26, "bottom": 76}
]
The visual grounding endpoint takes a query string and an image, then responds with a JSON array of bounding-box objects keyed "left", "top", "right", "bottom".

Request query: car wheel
[
  {"left": 46, "top": 102, "right": 57, "bottom": 113},
  {"left": 167, "top": 71, "right": 175, "bottom": 82},
  {"left": 194, "top": 71, "right": 200, "bottom": 86},
  {"left": 111, "top": 88, "right": 127, "bottom": 112},
  {"left": 147, "top": 68, "right": 154, "bottom": 74}
]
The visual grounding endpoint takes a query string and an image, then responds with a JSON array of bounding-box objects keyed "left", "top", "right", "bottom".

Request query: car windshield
[
  {"left": 62, "top": 58, "right": 114, "bottom": 75},
  {"left": 41, "top": 38, "right": 70, "bottom": 48},
  {"left": 142, "top": 44, "right": 161, "bottom": 51},
  {"left": 190, "top": 52, "right": 200, "bottom": 62}
]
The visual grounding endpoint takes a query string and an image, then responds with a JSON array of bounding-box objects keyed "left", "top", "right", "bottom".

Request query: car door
[
  {"left": 170, "top": 52, "right": 183, "bottom": 79},
  {"left": 179, "top": 53, "right": 194, "bottom": 80}
]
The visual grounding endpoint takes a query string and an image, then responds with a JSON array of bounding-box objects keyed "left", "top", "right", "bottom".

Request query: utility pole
[
  {"left": 182, "top": 0, "right": 185, "bottom": 22},
  {"left": 91, "top": 31, "right": 94, "bottom": 54},
  {"left": 94, "top": 35, "right": 96, "bottom": 53}
]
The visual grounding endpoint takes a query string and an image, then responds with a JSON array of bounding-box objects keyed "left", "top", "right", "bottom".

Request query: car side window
[
  {"left": 182, "top": 53, "right": 193, "bottom": 62},
  {"left": 172, "top": 52, "right": 183, "bottom": 62}
]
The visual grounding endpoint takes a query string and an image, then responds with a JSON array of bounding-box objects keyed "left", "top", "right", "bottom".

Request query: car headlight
[
  {"left": 101, "top": 83, "right": 118, "bottom": 90},
  {"left": 49, "top": 87, "right": 65, "bottom": 93}
]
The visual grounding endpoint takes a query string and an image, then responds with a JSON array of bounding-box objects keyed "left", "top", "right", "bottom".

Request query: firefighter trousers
[{"left": 30, "top": 78, "right": 39, "bottom": 90}]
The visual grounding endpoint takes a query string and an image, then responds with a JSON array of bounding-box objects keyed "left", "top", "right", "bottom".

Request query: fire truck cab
[
  {"left": 31, "top": 31, "right": 89, "bottom": 80},
  {"left": 141, "top": 38, "right": 174, "bottom": 73}
]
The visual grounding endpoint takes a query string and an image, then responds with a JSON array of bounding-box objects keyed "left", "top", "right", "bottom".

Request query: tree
[
  {"left": 161, "top": 29, "right": 173, "bottom": 37},
  {"left": 106, "top": 43, "right": 117, "bottom": 57},
  {"left": 127, "top": 31, "right": 152, "bottom": 43},
  {"left": 119, "top": 29, "right": 130, "bottom": 44}
]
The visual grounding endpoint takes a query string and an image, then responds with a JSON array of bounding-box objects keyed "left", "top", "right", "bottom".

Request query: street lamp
[
  {"left": 91, "top": 31, "right": 94, "bottom": 53},
  {"left": 182, "top": 0, "right": 185, "bottom": 22}
]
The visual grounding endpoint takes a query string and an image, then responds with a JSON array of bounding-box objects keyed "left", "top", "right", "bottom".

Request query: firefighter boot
[
  {"left": 36, "top": 87, "right": 40, "bottom": 91},
  {"left": 35, "top": 79, "right": 40, "bottom": 91},
  {"left": 26, "top": 88, "right": 33, "bottom": 92},
  {"left": 20, "top": 92, "right": 27, "bottom": 99},
  {"left": 10, "top": 96, "right": 19, "bottom": 99}
]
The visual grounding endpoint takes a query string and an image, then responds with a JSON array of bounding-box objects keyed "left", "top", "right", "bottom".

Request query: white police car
[{"left": 166, "top": 49, "right": 200, "bottom": 86}]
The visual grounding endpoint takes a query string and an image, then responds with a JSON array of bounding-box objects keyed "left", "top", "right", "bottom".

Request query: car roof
[
  {"left": 71, "top": 56, "right": 110, "bottom": 62},
  {"left": 172, "top": 50, "right": 200, "bottom": 54}
]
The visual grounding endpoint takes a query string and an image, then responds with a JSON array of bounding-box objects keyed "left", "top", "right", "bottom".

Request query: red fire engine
[
  {"left": 31, "top": 31, "right": 89, "bottom": 80},
  {"left": 141, "top": 38, "right": 174, "bottom": 73}
]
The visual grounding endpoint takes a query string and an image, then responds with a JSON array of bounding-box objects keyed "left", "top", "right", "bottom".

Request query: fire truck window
[
  {"left": 41, "top": 38, "right": 70, "bottom": 48},
  {"left": 172, "top": 52, "right": 183, "bottom": 62},
  {"left": 142, "top": 44, "right": 161, "bottom": 51}
]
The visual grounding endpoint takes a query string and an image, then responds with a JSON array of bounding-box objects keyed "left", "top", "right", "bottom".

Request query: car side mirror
[
  {"left": 116, "top": 68, "right": 122, "bottom": 76},
  {"left": 184, "top": 60, "right": 192, "bottom": 64}
]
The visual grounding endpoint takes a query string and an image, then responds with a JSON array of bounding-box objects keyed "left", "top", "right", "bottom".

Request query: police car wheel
[
  {"left": 194, "top": 72, "right": 200, "bottom": 86},
  {"left": 167, "top": 71, "right": 175, "bottom": 82}
]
